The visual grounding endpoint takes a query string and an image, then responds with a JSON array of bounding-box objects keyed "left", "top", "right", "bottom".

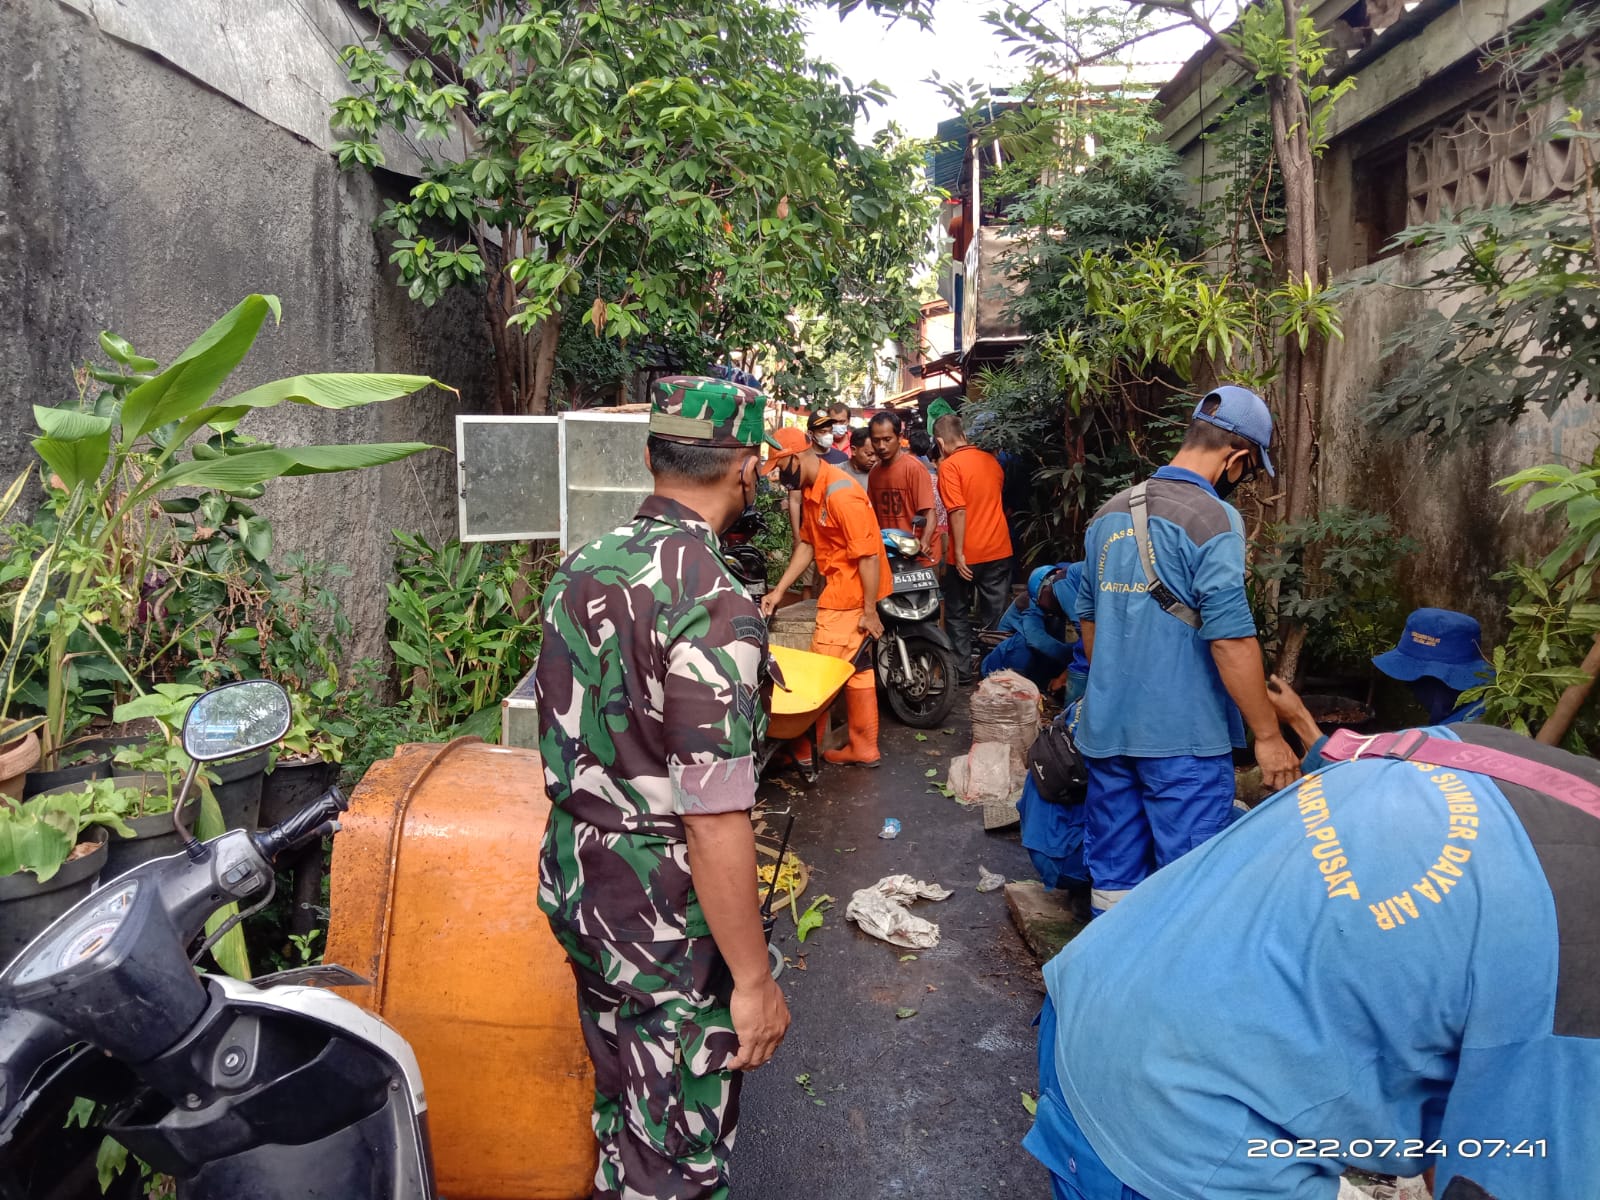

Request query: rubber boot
[
  {"left": 778, "top": 736, "right": 814, "bottom": 774},
  {"left": 823, "top": 680, "right": 880, "bottom": 767}
]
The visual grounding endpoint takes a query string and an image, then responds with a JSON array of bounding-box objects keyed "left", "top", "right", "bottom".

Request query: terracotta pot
[{"left": 0, "top": 730, "right": 41, "bottom": 801}]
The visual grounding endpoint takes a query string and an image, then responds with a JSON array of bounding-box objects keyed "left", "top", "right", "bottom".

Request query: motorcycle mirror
[{"left": 181, "top": 680, "right": 292, "bottom": 763}]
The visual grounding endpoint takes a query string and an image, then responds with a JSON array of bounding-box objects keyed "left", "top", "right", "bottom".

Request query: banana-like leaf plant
[{"left": 26, "top": 294, "right": 453, "bottom": 765}]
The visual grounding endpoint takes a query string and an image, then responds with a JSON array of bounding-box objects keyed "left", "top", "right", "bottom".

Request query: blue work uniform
[
  {"left": 1052, "top": 569, "right": 1090, "bottom": 706},
  {"left": 982, "top": 601, "right": 1074, "bottom": 691},
  {"left": 1026, "top": 723, "right": 1600, "bottom": 1200},
  {"left": 1019, "top": 702, "right": 1088, "bottom": 889},
  {"left": 1074, "top": 466, "right": 1254, "bottom": 912}
]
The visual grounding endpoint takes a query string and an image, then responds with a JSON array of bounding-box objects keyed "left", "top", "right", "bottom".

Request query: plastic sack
[{"left": 970, "top": 669, "right": 1041, "bottom": 752}]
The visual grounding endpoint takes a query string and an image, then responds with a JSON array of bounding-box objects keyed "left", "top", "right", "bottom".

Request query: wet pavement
[{"left": 737, "top": 694, "right": 1051, "bottom": 1198}]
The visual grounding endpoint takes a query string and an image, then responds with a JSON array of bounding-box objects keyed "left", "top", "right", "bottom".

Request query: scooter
[
  {"left": 875, "top": 529, "right": 958, "bottom": 728},
  {"left": 0, "top": 679, "right": 435, "bottom": 1200},
  {"left": 721, "top": 505, "right": 769, "bottom": 600}
]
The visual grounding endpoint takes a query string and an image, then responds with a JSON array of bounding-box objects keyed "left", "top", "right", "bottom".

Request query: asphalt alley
[{"left": 736, "top": 694, "right": 1051, "bottom": 1199}]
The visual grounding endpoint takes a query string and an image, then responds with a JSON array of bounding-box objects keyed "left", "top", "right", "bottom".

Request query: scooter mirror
[{"left": 181, "top": 680, "right": 292, "bottom": 763}]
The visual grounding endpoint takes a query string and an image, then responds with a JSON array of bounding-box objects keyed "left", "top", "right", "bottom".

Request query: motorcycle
[
  {"left": 0, "top": 679, "right": 436, "bottom": 1200},
  {"left": 721, "top": 504, "right": 769, "bottom": 600},
  {"left": 874, "top": 529, "right": 958, "bottom": 728}
]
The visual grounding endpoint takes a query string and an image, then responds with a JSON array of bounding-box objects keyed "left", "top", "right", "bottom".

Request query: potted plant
[
  {"left": 36, "top": 775, "right": 197, "bottom": 881},
  {"left": 261, "top": 685, "right": 348, "bottom": 826},
  {"left": 0, "top": 788, "right": 130, "bottom": 962}
]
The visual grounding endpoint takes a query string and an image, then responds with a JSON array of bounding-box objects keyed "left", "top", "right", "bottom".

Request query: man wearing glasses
[{"left": 1073, "top": 387, "right": 1301, "bottom": 916}]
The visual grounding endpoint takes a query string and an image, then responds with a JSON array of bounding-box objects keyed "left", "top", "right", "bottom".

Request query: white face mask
[
  {"left": 813, "top": 433, "right": 834, "bottom": 451},
  {"left": 832, "top": 423, "right": 848, "bottom": 440}
]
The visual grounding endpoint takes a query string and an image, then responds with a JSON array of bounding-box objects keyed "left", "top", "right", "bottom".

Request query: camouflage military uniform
[{"left": 536, "top": 376, "right": 772, "bottom": 1200}]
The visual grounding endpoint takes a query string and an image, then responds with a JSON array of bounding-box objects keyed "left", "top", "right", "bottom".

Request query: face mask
[
  {"left": 812, "top": 432, "right": 834, "bottom": 451},
  {"left": 1213, "top": 452, "right": 1254, "bottom": 502},
  {"left": 776, "top": 462, "right": 803, "bottom": 491},
  {"left": 832, "top": 423, "right": 848, "bottom": 440}
]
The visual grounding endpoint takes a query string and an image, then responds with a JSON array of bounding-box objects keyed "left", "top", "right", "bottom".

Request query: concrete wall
[
  {"left": 1318, "top": 251, "right": 1592, "bottom": 635},
  {"left": 1, "top": 0, "right": 495, "bottom": 665}
]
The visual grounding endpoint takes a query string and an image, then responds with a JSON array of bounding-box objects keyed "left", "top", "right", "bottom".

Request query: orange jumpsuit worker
[{"left": 761, "top": 427, "right": 892, "bottom": 767}]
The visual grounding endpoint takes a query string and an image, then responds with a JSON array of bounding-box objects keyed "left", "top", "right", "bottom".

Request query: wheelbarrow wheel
[{"left": 882, "top": 635, "right": 959, "bottom": 729}]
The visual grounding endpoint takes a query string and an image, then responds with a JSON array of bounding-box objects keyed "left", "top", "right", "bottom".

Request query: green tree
[{"left": 333, "top": 0, "right": 935, "bottom": 413}]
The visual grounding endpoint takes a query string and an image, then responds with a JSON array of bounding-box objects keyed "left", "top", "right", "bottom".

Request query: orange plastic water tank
[{"left": 326, "top": 738, "right": 595, "bottom": 1199}]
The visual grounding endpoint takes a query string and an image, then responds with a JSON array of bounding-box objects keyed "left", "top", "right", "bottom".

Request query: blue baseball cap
[
  {"left": 1193, "top": 385, "right": 1275, "bottom": 478},
  {"left": 1371, "top": 608, "right": 1493, "bottom": 693},
  {"left": 1027, "top": 565, "right": 1055, "bottom": 603}
]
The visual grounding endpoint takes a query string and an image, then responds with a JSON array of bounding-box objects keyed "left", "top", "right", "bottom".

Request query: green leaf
[
  {"left": 95, "top": 1135, "right": 129, "bottom": 1192},
  {"left": 151, "top": 443, "right": 437, "bottom": 494},
  {"left": 223, "top": 373, "right": 451, "bottom": 411},
  {"left": 796, "top": 894, "right": 832, "bottom": 942},
  {"left": 1021, "top": 1091, "right": 1038, "bottom": 1115},
  {"left": 195, "top": 778, "right": 250, "bottom": 980},
  {"left": 98, "top": 331, "right": 158, "bottom": 372},
  {"left": 120, "top": 295, "right": 280, "bottom": 440},
  {"left": 895, "top": 1006, "right": 918, "bottom": 1019}
]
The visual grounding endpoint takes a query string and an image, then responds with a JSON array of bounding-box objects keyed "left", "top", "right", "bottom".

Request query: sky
[{"left": 802, "top": 1, "right": 1221, "bottom": 139}]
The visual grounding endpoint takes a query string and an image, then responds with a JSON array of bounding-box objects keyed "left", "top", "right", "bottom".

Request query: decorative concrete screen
[{"left": 1406, "top": 45, "right": 1599, "bottom": 222}]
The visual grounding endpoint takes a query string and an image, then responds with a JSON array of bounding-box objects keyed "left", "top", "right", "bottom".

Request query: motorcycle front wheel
[{"left": 882, "top": 635, "right": 959, "bottom": 728}]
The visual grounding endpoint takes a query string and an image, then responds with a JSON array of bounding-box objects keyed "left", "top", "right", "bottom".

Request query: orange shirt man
[
  {"left": 866, "top": 412, "right": 939, "bottom": 560},
  {"left": 763, "top": 427, "right": 891, "bottom": 767},
  {"left": 933, "top": 413, "right": 1015, "bottom": 681}
]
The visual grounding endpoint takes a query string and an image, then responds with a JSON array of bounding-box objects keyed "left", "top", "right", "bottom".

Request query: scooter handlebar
[{"left": 253, "top": 786, "right": 348, "bottom": 862}]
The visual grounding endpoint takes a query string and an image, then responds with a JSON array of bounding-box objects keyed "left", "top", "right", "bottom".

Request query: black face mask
[
  {"left": 776, "top": 463, "right": 803, "bottom": 491},
  {"left": 1213, "top": 454, "right": 1256, "bottom": 502}
]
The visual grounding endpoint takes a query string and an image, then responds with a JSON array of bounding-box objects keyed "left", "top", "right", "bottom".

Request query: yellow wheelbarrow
[{"left": 761, "top": 644, "right": 855, "bottom": 785}]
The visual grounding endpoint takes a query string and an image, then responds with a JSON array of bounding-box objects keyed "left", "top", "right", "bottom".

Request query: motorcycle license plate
[{"left": 894, "top": 568, "right": 938, "bottom": 591}]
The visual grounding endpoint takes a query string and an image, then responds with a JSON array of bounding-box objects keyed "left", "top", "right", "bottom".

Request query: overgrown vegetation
[{"left": 333, "top": 0, "right": 936, "bottom": 413}]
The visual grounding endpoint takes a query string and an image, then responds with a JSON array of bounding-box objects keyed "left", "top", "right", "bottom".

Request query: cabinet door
[
  {"left": 559, "top": 413, "right": 652, "bottom": 551},
  {"left": 455, "top": 416, "right": 561, "bottom": 542}
]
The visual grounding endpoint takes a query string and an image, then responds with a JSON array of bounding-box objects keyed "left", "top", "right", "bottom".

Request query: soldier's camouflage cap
[{"left": 649, "top": 375, "right": 781, "bottom": 449}]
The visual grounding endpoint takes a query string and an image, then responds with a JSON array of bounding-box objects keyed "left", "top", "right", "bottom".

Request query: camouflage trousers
[{"left": 550, "top": 922, "right": 744, "bottom": 1200}]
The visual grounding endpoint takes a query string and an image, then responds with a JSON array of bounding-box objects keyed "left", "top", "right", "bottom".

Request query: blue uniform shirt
[
  {"left": 1075, "top": 465, "right": 1253, "bottom": 757},
  {"left": 1035, "top": 725, "right": 1600, "bottom": 1200}
]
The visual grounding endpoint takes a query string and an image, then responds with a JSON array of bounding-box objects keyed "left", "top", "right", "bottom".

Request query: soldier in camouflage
[{"left": 536, "top": 375, "right": 792, "bottom": 1200}]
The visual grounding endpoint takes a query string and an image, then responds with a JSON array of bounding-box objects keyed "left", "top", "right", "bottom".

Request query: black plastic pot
[
  {"left": 21, "top": 734, "right": 147, "bottom": 799},
  {"left": 22, "top": 757, "right": 111, "bottom": 799},
  {"left": 54, "top": 772, "right": 196, "bottom": 881},
  {"left": 212, "top": 750, "right": 269, "bottom": 832},
  {"left": 260, "top": 757, "right": 338, "bottom": 828},
  {"left": 0, "top": 827, "right": 108, "bottom": 968}
]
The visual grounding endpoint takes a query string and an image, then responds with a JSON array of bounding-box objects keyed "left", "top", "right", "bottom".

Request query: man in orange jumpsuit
[{"left": 761, "top": 427, "right": 892, "bottom": 767}]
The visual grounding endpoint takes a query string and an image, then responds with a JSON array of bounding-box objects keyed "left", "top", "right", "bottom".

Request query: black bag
[{"left": 1026, "top": 716, "right": 1088, "bottom": 807}]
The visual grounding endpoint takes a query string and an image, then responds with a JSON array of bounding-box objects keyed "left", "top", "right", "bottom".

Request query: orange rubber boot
[{"left": 823, "top": 678, "right": 880, "bottom": 767}]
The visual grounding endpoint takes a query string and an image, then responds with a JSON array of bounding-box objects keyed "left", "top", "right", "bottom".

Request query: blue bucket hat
[
  {"left": 1372, "top": 608, "right": 1492, "bottom": 693},
  {"left": 1194, "top": 385, "right": 1275, "bottom": 478}
]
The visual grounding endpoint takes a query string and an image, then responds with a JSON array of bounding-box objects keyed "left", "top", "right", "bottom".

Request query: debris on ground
[
  {"left": 796, "top": 895, "right": 833, "bottom": 942},
  {"left": 896, "top": 1007, "right": 918, "bottom": 1020},
  {"left": 846, "top": 874, "right": 954, "bottom": 949},
  {"left": 756, "top": 847, "right": 810, "bottom": 924},
  {"left": 977, "top": 865, "right": 1005, "bottom": 893},
  {"left": 1004, "top": 880, "right": 1088, "bottom": 960},
  {"left": 879, "top": 817, "right": 902, "bottom": 839}
]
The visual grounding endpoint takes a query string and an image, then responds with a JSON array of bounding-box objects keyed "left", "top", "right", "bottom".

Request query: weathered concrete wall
[
  {"left": 1, "top": 0, "right": 494, "bottom": 665},
  {"left": 1318, "top": 250, "right": 1594, "bottom": 640}
]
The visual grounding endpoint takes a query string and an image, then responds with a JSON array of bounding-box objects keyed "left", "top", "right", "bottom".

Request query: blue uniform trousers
[
  {"left": 1082, "top": 752, "right": 1233, "bottom": 914},
  {"left": 1024, "top": 996, "right": 1151, "bottom": 1200},
  {"left": 1017, "top": 773, "right": 1087, "bottom": 889}
]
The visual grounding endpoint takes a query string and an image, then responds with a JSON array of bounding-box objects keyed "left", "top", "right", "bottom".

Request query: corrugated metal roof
[{"left": 928, "top": 114, "right": 968, "bottom": 193}]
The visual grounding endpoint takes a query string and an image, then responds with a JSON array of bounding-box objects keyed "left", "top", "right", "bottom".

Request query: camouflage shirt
[{"left": 535, "top": 494, "right": 769, "bottom": 942}]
